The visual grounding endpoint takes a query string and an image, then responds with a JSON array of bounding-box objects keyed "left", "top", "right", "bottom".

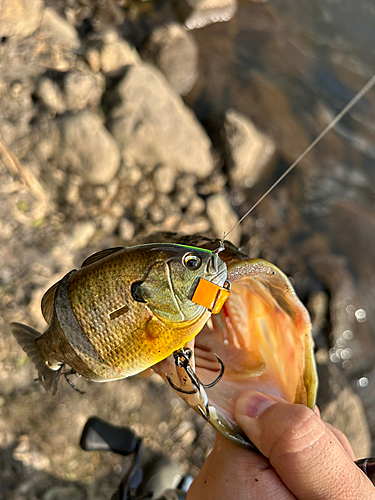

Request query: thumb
[{"left": 235, "top": 391, "right": 374, "bottom": 500}]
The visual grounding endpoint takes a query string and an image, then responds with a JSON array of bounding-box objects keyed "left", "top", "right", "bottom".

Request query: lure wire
[{"left": 223, "top": 73, "right": 375, "bottom": 242}]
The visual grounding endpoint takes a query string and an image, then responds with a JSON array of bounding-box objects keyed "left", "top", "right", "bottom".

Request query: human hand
[{"left": 187, "top": 390, "right": 375, "bottom": 499}]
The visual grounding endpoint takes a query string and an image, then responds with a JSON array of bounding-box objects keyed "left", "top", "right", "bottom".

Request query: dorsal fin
[
  {"left": 41, "top": 281, "right": 60, "bottom": 323},
  {"left": 81, "top": 247, "right": 126, "bottom": 267}
]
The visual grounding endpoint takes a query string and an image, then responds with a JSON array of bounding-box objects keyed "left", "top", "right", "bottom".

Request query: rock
[
  {"left": 178, "top": 216, "right": 210, "bottom": 234},
  {"left": 175, "top": 173, "right": 197, "bottom": 209},
  {"left": 40, "top": 8, "right": 80, "bottom": 51},
  {"left": 172, "top": 0, "right": 237, "bottom": 30},
  {"left": 100, "top": 39, "right": 141, "bottom": 76},
  {"left": 186, "top": 195, "right": 205, "bottom": 215},
  {"left": 153, "top": 164, "right": 177, "bottom": 194},
  {"left": 43, "top": 486, "right": 85, "bottom": 500},
  {"left": 141, "top": 23, "right": 198, "bottom": 95},
  {"left": 35, "top": 77, "right": 66, "bottom": 115},
  {"left": 13, "top": 436, "right": 50, "bottom": 471},
  {"left": 222, "top": 109, "right": 276, "bottom": 188},
  {"left": 84, "top": 45, "right": 101, "bottom": 73},
  {"left": 0, "top": 0, "right": 43, "bottom": 37},
  {"left": 63, "top": 71, "right": 104, "bottom": 111},
  {"left": 67, "top": 221, "right": 96, "bottom": 250},
  {"left": 57, "top": 111, "right": 121, "bottom": 185},
  {"left": 206, "top": 192, "right": 241, "bottom": 246},
  {"left": 119, "top": 218, "right": 135, "bottom": 241},
  {"left": 321, "top": 386, "right": 371, "bottom": 459},
  {"left": 39, "top": 8, "right": 80, "bottom": 71},
  {"left": 108, "top": 64, "right": 214, "bottom": 179}
]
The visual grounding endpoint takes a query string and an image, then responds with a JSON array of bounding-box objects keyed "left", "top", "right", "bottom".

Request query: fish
[
  {"left": 139, "top": 233, "right": 318, "bottom": 450},
  {"left": 10, "top": 243, "right": 228, "bottom": 395}
]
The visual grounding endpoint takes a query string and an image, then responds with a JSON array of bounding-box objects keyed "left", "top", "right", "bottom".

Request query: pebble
[
  {"left": 141, "top": 23, "right": 199, "bottom": 95},
  {"left": 108, "top": 63, "right": 214, "bottom": 179},
  {"left": 63, "top": 71, "right": 104, "bottom": 111},
  {"left": 0, "top": 0, "right": 43, "bottom": 37},
  {"left": 57, "top": 111, "right": 121, "bottom": 185},
  {"left": 35, "top": 77, "right": 66, "bottom": 115},
  {"left": 153, "top": 164, "right": 177, "bottom": 194},
  {"left": 68, "top": 221, "right": 96, "bottom": 250},
  {"left": 186, "top": 195, "right": 205, "bottom": 215},
  {"left": 119, "top": 218, "right": 135, "bottom": 241}
]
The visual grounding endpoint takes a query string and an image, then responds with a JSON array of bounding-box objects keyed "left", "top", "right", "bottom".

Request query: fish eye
[{"left": 183, "top": 253, "right": 202, "bottom": 270}]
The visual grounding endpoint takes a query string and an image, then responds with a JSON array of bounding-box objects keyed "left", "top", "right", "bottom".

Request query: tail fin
[{"left": 10, "top": 322, "right": 61, "bottom": 395}]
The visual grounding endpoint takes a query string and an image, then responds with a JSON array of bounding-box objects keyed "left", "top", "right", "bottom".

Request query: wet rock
[
  {"left": 64, "top": 70, "right": 104, "bottom": 111},
  {"left": 57, "top": 111, "right": 121, "bottom": 185},
  {"left": 141, "top": 23, "right": 198, "bottom": 95},
  {"left": 0, "top": 0, "right": 43, "bottom": 37},
  {"left": 35, "top": 77, "right": 66, "bottom": 115},
  {"left": 222, "top": 109, "right": 276, "bottom": 188},
  {"left": 108, "top": 64, "right": 214, "bottom": 179},
  {"left": 206, "top": 192, "right": 241, "bottom": 245},
  {"left": 172, "top": 0, "right": 237, "bottom": 30}
]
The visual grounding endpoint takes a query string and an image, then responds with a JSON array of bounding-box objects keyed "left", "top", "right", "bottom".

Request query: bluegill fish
[
  {"left": 11, "top": 243, "right": 228, "bottom": 395},
  {"left": 140, "top": 233, "right": 318, "bottom": 449}
]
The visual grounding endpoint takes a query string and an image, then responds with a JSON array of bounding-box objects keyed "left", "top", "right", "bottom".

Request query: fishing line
[{"left": 223, "top": 73, "right": 375, "bottom": 242}]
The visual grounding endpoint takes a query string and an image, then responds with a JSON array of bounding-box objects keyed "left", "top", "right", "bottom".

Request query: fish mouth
[{"left": 154, "top": 257, "right": 317, "bottom": 448}]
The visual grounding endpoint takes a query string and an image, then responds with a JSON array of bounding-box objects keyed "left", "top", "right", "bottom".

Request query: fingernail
[{"left": 236, "top": 391, "right": 277, "bottom": 419}]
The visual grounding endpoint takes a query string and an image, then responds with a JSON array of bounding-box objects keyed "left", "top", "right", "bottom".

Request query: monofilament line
[{"left": 223, "top": 73, "right": 375, "bottom": 241}]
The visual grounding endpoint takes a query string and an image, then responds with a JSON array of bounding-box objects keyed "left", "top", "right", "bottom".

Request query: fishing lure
[{"left": 11, "top": 243, "right": 230, "bottom": 395}]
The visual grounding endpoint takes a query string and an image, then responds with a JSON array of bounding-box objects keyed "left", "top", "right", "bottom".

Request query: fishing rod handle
[{"left": 355, "top": 457, "right": 375, "bottom": 486}]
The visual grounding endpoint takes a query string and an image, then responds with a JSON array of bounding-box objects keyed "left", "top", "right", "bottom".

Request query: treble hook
[
  {"left": 64, "top": 368, "right": 86, "bottom": 395},
  {"left": 165, "top": 347, "right": 225, "bottom": 420}
]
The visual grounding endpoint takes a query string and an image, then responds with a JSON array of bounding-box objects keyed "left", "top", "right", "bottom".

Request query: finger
[
  {"left": 235, "top": 391, "right": 375, "bottom": 500},
  {"left": 325, "top": 422, "right": 356, "bottom": 461},
  {"left": 314, "top": 406, "right": 356, "bottom": 459},
  {"left": 187, "top": 432, "right": 296, "bottom": 500}
]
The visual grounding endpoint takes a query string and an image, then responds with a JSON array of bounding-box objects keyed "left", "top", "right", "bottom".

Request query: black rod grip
[
  {"left": 80, "top": 417, "right": 139, "bottom": 456},
  {"left": 355, "top": 457, "right": 375, "bottom": 486}
]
